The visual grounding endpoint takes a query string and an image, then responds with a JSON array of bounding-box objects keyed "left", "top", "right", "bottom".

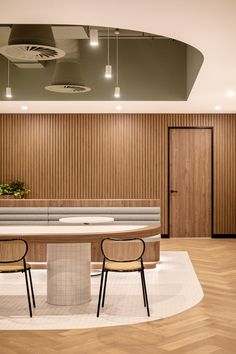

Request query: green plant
[{"left": 0, "top": 180, "right": 30, "bottom": 198}]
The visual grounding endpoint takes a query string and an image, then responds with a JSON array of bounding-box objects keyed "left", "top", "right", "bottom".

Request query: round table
[
  {"left": 59, "top": 216, "right": 114, "bottom": 224},
  {"left": 0, "top": 224, "right": 161, "bottom": 306}
]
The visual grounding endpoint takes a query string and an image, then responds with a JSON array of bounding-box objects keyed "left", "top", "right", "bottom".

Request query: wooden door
[{"left": 169, "top": 128, "right": 212, "bottom": 237}]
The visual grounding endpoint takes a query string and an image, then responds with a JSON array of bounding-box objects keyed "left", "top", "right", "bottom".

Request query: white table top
[
  {"left": 0, "top": 224, "right": 161, "bottom": 243},
  {"left": 0, "top": 224, "right": 148, "bottom": 235},
  {"left": 59, "top": 216, "right": 114, "bottom": 224}
]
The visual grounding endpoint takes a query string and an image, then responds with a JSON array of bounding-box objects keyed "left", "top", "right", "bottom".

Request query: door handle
[{"left": 170, "top": 189, "right": 178, "bottom": 193}]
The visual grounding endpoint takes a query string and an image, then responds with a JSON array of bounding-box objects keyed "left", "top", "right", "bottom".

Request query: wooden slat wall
[
  {"left": 0, "top": 113, "right": 235, "bottom": 235},
  {"left": 0, "top": 114, "right": 161, "bottom": 199}
]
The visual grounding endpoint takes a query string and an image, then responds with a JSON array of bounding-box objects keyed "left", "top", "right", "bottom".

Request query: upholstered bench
[{"left": 0, "top": 207, "right": 48, "bottom": 224}]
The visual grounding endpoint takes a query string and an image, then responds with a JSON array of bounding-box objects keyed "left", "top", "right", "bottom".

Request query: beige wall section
[{"left": 0, "top": 114, "right": 235, "bottom": 235}]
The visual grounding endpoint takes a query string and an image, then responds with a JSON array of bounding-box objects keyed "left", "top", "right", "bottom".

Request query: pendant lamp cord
[
  {"left": 107, "top": 27, "right": 110, "bottom": 65},
  {"left": 116, "top": 33, "right": 119, "bottom": 86},
  {"left": 7, "top": 60, "right": 10, "bottom": 86}
]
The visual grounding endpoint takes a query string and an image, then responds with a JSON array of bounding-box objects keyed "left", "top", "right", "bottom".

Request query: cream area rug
[{"left": 0, "top": 252, "right": 203, "bottom": 330}]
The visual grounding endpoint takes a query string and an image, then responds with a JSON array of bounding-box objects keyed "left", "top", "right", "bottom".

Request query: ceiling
[{"left": 0, "top": 0, "right": 236, "bottom": 113}]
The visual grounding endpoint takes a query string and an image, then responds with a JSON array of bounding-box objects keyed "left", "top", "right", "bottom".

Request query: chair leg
[
  {"left": 141, "top": 269, "right": 150, "bottom": 317},
  {"left": 140, "top": 270, "right": 146, "bottom": 307},
  {"left": 24, "top": 270, "right": 32, "bottom": 317},
  {"left": 28, "top": 269, "right": 36, "bottom": 308},
  {"left": 102, "top": 271, "right": 108, "bottom": 307},
  {"left": 97, "top": 268, "right": 105, "bottom": 317}
]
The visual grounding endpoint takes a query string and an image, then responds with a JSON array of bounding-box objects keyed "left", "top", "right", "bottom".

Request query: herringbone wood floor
[{"left": 0, "top": 239, "right": 235, "bottom": 354}]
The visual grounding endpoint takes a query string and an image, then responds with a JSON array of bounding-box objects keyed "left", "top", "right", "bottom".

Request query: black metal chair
[
  {"left": 0, "top": 238, "right": 36, "bottom": 317},
  {"left": 97, "top": 237, "right": 150, "bottom": 317}
]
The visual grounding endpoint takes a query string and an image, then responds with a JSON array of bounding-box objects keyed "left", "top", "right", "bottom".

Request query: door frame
[{"left": 167, "top": 127, "right": 214, "bottom": 237}]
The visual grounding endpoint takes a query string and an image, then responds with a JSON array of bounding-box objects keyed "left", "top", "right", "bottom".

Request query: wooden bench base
[{"left": 27, "top": 240, "right": 160, "bottom": 263}]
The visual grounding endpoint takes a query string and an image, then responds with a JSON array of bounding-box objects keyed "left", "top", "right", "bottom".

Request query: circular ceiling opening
[{"left": 0, "top": 24, "right": 203, "bottom": 100}]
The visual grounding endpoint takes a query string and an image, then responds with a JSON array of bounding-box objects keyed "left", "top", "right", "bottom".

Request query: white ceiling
[{"left": 0, "top": 0, "right": 236, "bottom": 113}]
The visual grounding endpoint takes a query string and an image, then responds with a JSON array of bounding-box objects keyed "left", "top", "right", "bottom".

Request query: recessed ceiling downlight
[
  {"left": 227, "top": 90, "right": 235, "bottom": 97},
  {"left": 0, "top": 25, "right": 65, "bottom": 61}
]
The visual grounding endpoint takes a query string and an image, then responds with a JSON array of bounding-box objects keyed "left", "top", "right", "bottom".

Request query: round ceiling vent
[
  {"left": 45, "top": 84, "right": 91, "bottom": 93},
  {"left": 45, "top": 62, "right": 91, "bottom": 93},
  {"left": 0, "top": 44, "right": 65, "bottom": 61},
  {"left": 0, "top": 25, "right": 65, "bottom": 61}
]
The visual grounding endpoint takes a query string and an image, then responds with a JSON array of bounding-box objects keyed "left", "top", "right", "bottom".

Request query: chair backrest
[
  {"left": 0, "top": 238, "right": 28, "bottom": 263},
  {"left": 101, "top": 238, "right": 145, "bottom": 262}
]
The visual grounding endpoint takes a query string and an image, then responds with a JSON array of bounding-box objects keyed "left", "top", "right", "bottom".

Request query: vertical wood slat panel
[
  {"left": 0, "top": 114, "right": 161, "bottom": 200},
  {"left": 0, "top": 113, "right": 235, "bottom": 235}
]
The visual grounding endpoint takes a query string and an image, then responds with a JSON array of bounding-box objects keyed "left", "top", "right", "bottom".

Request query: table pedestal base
[{"left": 47, "top": 243, "right": 91, "bottom": 305}]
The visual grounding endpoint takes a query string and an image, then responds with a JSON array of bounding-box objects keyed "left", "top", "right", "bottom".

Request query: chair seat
[
  {"left": 105, "top": 260, "right": 142, "bottom": 271},
  {"left": 0, "top": 261, "right": 31, "bottom": 273}
]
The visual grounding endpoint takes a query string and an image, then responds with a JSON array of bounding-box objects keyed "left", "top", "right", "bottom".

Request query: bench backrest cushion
[{"left": 0, "top": 206, "right": 160, "bottom": 225}]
